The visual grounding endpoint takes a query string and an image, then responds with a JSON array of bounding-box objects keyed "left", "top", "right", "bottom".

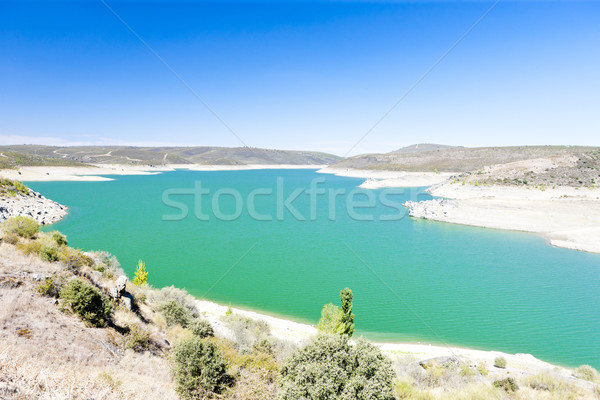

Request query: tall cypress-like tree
[{"left": 339, "top": 288, "right": 355, "bottom": 337}]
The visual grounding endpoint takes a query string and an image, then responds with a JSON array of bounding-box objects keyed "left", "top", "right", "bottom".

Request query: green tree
[
  {"left": 317, "top": 303, "right": 345, "bottom": 334},
  {"left": 339, "top": 288, "right": 355, "bottom": 337},
  {"left": 132, "top": 259, "right": 148, "bottom": 286},
  {"left": 317, "top": 288, "right": 355, "bottom": 337}
]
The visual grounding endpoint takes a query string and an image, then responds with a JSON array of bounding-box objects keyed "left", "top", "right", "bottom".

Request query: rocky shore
[{"left": 0, "top": 189, "right": 67, "bottom": 225}]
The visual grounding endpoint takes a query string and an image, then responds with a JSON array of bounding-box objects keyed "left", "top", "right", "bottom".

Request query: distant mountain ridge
[{"left": 0, "top": 145, "right": 341, "bottom": 167}]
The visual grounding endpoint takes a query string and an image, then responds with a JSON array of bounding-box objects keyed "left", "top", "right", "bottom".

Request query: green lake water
[{"left": 27, "top": 169, "right": 600, "bottom": 369}]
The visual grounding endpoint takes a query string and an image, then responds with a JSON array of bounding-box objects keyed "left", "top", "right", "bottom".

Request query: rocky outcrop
[
  {"left": 403, "top": 199, "right": 458, "bottom": 220},
  {"left": 0, "top": 189, "right": 67, "bottom": 225}
]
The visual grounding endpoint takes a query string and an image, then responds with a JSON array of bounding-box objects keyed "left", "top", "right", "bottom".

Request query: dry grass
[{"left": 0, "top": 242, "right": 177, "bottom": 400}]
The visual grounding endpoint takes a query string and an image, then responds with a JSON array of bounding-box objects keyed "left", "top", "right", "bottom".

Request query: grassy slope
[
  {"left": 0, "top": 145, "right": 341, "bottom": 167},
  {"left": 0, "top": 150, "right": 88, "bottom": 169},
  {"left": 333, "top": 145, "right": 600, "bottom": 172}
]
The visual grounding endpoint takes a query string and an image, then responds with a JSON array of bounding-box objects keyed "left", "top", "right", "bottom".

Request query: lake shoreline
[
  {"left": 404, "top": 183, "right": 600, "bottom": 254},
  {"left": 316, "top": 166, "right": 455, "bottom": 188},
  {"left": 0, "top": 164, "right": 328, "bottom": 182},
  {"left": 194, "top": 297, "right": 582, "bottom": 378}
]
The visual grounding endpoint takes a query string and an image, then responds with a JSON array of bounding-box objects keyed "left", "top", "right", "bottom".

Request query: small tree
[
  {"left": 317, "top": 303, "right": 345, "bottom": 334},
  {"left": 172, "top": 337, "right": 234, "bottom": 399},
  {"left": 317, "top": 288, "right": 355, "bottom": 337},
  {"left": 339, "top": 288, "right": 355, "bottom": 337},
  {"left": 132, "top": 259, "right": 148, "bottom": 286}
]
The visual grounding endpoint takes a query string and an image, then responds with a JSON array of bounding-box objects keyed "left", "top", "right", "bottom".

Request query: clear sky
[{"left": 1, "top": 1, "right": 599, "bottom": 156}]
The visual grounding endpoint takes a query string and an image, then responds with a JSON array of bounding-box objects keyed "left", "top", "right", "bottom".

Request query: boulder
[{"left": 110, "top": 275, "right": 128, "bottom": 299}]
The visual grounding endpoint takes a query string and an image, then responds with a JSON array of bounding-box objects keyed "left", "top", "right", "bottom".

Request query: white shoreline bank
[
  {"left": 0, "top": 164, "right": 327, "bottom": 182},
  {"left": 195, "top": 299, "right": 579, "bottom": 381},
  {"left": 317, "top": 167, "right": 454, "bottom": 188},
  {"left": 405, "top": 183, "right": 600, "bottom": 254}
]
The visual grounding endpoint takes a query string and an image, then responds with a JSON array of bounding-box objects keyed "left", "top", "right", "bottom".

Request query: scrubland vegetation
[
  {"left": 1, "top": 216, "right": 599, "bottom": 399},
  {"left": 0, "top": 178, "right": 30, "bottom": 197}
]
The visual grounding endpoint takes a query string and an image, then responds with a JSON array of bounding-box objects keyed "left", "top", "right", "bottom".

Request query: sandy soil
[
  {"left": 0, "top": 164, "right": 327, "bottom": 181},
  {"left": 406, "top": 183, "right": 600, "bottom": 253},
  {"left": 317, "top": 167, "right": 455, "bottom": 188}
]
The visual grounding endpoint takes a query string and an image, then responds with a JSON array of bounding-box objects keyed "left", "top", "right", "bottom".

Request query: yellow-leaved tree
[{"left": 132, "top": 259, "right": 148, "bottom": 286}]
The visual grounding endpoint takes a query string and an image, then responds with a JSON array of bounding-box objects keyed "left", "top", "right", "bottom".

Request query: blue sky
[{"left": 1, "top": 1, "right": 599, "bottom": 156}]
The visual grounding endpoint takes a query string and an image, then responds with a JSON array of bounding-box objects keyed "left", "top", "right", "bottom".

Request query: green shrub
[
  {"left": 494, "top": 356, "right": 507, "bottom": 369},
  {"left": 252, "top": 338, "right": 274, "bottom": 355},
  {"left": 189, "top": 319, "right": 214, "bottom": 338},
  {"left": 3, "top": 216, "right": 39, "bottom": 239},
  {"left": 40, "top": 246, "right": 59, "bottom": 262},
  {"left": 317, "top": 288, "right": 355, "bottom": 336},
  {"left": 574, "top": 365, "right": 599, "bottom": 382},
  {"left": 59, "top": 279, "right": 113, "bottom": 327},
  {"left": 493, "top": 377, "right": 518, "bottom": 393},
  {"left": 123, "top": 325, "right": 151, "bottom": 352},
  {"left": 172, "top": 337, "right": 234, "bottom": 399},
  {"left": 160, "top": 299, "right": 193, "bottom": 327},
  {"left": 278, "top": 334, "right": 395, "bottom": 400},
  {"left": 37, "top": 276, "right": 62, "bottom": 298},
  {"left": 476, "top": 362, "right": 488, "bottom": 376},
  {"left": 51, "top": 231, "right": 67, "bottom": 246}
]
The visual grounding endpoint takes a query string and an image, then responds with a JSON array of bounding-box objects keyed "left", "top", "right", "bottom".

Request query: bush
[
  {"left": 1, "top": 232, "right": 19, "bottom": 245},
  {"left": 189, "top": 319, "right": 214, "bottom": 338},
  {"left": 89, "top": 250, "right": 123, "bottom": 277},
  {"left": 59, "top": 279, "right": 113, "bottom": 327},
  {"left": 574, "top": 365, "right": 599, "bottom": 382},
  {"left": 160, "top": 299, "right": 193, "bottom": 327},
  {"left": 58, "top": 247, "right": 94, "bottom": 271},
  {"left": 2, "top": 216, "right": 39, "bottom": 239},
  {"left": 37, "top": 275, "right": 63, "bottom": 298},
  {"left": 278, "top": 334, "right": 395, "bottom": 400},
  {"left": 151, "top": 286, "right": 199, "bottom": 317},
  {"left": 51, "top": 231, "right": 67, "bottom": 246},
  {"left": 40, "top": 246, "right": 59, "bottom": 262},
  {"left": 17, "top": 240, "right": 42, "bottom": 256},
  {"left": 123, "top": 325, "right": 151, "bottom": 352},
  {"left": 172, "top": 337, "right": 234, "bottom": 399},
  {"left": 494, "top": 356, "right": 507, "bottom": 369},
  {"left": 223, "top": 314, "right": 272, "bottom": 354},
  {"left": 493, "top": 377, "right": 518, "bottom": 393}
]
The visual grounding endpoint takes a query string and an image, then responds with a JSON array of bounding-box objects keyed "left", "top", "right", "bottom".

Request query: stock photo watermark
[{"left": 161, "top": 177, "right": 429, "bottom": 222}]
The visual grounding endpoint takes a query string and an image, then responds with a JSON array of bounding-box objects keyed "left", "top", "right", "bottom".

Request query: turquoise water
[{"left": 27, "top": 170, "right": 600, "bottom": 369}]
